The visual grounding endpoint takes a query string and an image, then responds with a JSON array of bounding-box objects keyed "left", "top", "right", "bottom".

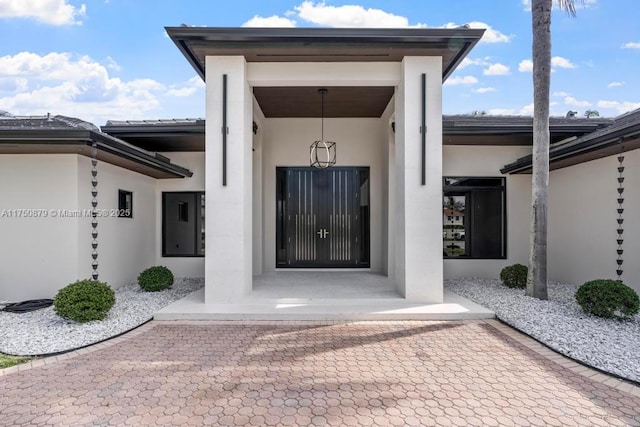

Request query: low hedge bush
[
  {"left": 500, "top": 264, "right": 528, "bottom": 289},
  {"left": 53, "top": 280, "right": 115, "bottom": 323},
  {"left": 575, "top": 279, "right": 639, "bottom": 320},
  {"left": 138, "top": 266, "right": 174, "bottom": 292}
]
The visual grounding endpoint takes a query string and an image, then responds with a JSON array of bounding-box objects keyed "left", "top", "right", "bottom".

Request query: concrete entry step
[
  {"left": 155, "top": 272, "right": 495, "bottom": 321},
  {"left": 154, "top": 289, "right": 495, "bottom": 321}
]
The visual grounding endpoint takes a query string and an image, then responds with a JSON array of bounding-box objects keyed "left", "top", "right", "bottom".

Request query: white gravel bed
[
  {"left": 0, "top": 278, "right": 204, "bottom": 356},
  {"left": 446, "top": 277, "right": 640, "bottom": 383}
]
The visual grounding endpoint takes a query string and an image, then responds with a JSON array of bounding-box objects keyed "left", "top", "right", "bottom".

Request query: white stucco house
[{"left": 1, "top": 27, "right": 638, "bottom": 316}]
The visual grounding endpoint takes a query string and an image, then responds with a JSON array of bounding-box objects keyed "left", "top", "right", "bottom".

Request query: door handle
[{"left": 316, "top": 229, "right": 329, "bottom": 239}]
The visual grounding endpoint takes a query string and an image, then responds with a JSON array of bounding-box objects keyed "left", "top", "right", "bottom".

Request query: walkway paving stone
[{"left": 1, "top": 320, "right": 640, "bottom": 426}]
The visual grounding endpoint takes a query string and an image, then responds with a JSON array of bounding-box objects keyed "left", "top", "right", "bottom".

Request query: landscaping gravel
[
  {"left": 446, "top": 277, "right": 640, "bottom": 383},
  {"left": 0, "top": 278, "right": 203, "bottom": 356},
  {"left": 3, "top": 275, "right": 638, "bottom": 384}
]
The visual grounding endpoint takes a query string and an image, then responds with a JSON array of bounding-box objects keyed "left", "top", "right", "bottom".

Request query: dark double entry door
[{"left": 276, "top": 167, "right": 370, "bottom": 268}]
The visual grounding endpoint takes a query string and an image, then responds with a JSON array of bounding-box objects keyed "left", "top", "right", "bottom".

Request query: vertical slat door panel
[{"left": 281, "top": 166, "right": 369, "bottom": 268}]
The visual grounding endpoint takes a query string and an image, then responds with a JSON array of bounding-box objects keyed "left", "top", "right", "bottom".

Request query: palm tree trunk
[{"left": 527, "top": 0, "right": 552, "bottom": 300}]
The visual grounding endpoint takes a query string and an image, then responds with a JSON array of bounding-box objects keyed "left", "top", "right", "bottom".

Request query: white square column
[
  {"left": 205, "top": 56, "right": 253, "bottom": 303},
  {"left": 394, "top": 57, "right": 444, "bottom": 303}
]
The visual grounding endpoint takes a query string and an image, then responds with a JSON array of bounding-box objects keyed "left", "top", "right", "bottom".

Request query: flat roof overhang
[
  {"left": 101, "top": 120, "right": 205, "bottom": 152},
  {"left": 0, "top": 129, "right": 193, "bottom": 179},
  {"left": 103, "top": 116, "right": 611, "bottom": 152},
  {"left": 501, "top": 123, "right": 640, "bottom": 174},
  {"left": 444, "top": 117, "right": 611, "bottom": 146},
  {"left": 165, "top": 27, "right": 485, "bottom": 82}
]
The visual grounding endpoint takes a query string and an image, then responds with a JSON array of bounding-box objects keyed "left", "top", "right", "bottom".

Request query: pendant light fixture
[{"left": 310, "top": 88, "right": 337, "bottom": 169}]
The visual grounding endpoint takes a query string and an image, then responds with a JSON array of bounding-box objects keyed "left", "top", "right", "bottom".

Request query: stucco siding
[
  {"left": 0, "top": 154, "right": 79, "bottom": 300},
  {"left": 548, "top": 148, "right": 640, "bottom": 292},
  {"left": 442, "top": 145, "right": 640, "bottom": 293},
  {"left": 77, "top": 156, "right": 157, "bottom": 289},
  {"left": 262, "top": 118, "right": 384, "bottom": 272},
  {"left": 443, "top": 145, "right": 532, "bottom": 279},
  {"left": 156, "top": 152, "right": 206, "bottom": 278}
]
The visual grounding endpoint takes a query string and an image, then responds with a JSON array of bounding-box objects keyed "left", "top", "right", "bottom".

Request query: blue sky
[{"left": 0, "top": 0, "right": 638, "bottom": 125}]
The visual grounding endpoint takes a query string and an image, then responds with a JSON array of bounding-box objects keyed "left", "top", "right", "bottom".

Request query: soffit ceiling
[{"left": 253, "top": 86, "right": 395, "bottom": 118}]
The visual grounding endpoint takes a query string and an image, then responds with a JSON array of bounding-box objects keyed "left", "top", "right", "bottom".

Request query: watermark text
[{"left": 0, "top": 209, "right": 129, "bottom": 218}]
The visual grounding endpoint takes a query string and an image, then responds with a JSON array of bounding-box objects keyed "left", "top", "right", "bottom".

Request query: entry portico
[{"left": 167, "top": 27, "right": 484, "bottom": 306}]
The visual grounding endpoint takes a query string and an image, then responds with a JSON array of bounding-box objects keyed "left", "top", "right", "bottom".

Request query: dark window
[
  {"left": 118, "top": 190, "right": 133, "bottom": 218},
  {"left": 443, "top": 177, "right": 506, "bottom": 259},
  {"left": 162, "top": 192, "right": 205, "bottom": 257}
]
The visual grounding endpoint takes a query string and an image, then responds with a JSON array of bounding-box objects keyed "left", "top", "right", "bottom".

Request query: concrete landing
[{"left": 155, "top": 272, "right": 494, "bottom": 320}]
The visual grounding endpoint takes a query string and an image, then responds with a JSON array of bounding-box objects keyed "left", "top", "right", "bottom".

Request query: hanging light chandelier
[{"left": 310, "top": 88, "right": 337, "bottom": 169}]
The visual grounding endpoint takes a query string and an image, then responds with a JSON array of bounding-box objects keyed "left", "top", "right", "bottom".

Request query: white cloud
[
  {"left": 564, "top": 96, "right": 591, "bottom": 108},
  {"left": 518, "top": 57, "right": 576, "bottom": 72},
  {"left": 551, "top": 92, "right": 593, "bottom": 111},
  {"left": 443, "top": 21, "right": 511, "bottom": 43},
  {"left": 487, "top": 103, "right": 534, "bottom": 116},
  {"left": 444, "top": 75, "right": 478, "bottom": 86},
  {"left": 488, "top": 108, "right": 516, "bottom": 115},
  {"left": 166, "top": 76, "right": 205, "bottom": 97},
  {"left": 0, "top": 0, "right": 86, "bottom": 25},
  {"left": 597, "top": 100, "right": 640, "bottom": 115},
  {"left": 551, "top": 56, "right": 577, "bottom": 69},
  {"left": 608, "top": 81, "right": 625, "bottom": 88},
  {"left": 622, "top": 41, "right": 640, "bottom": 49},
  {"left": 294, "top": 1, "right": 425, "bottom": 28},
  {"left": 0, "top": 51, "right": 180, "bottom": 124},
  {"left": 483, "top": 63, "right": 510, "bottom": 76},
  {"left": 242, "top": 15, "right": 296, "bottom": 27},
  {"left": 518, "top": 59, "right": 533, "bottom": 72},
  {"left": 519, "top": 103, "right": 534, "bottom": 115},
  {"left": 474, "top": 87, "right": 496, "bottom": 94},
  {"left": 458, "top": 57, "right": 491, "bottom": 69},
  {"left": 0, "top": 76, "right": 28, "bottom": 93},
  {"left": 105, "top": 56, "right": 121, "bottom": 72}
]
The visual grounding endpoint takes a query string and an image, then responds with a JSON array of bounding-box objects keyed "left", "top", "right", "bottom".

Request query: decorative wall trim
[
  {"left": 421, "top": 73, "right": 426, "bottom": 186},
  {"left": 222, "top": 74, "right": 228, "bottom": 186}
]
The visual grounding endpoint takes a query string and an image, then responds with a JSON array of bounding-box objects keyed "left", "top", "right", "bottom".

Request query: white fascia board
[{"left": 247, "top": 62, "right": 401, "bottom": 87}]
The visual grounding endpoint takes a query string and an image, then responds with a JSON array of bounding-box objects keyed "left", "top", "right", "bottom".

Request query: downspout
[{"left": 91, "top": 142, "right": 99, "bottom": 280}]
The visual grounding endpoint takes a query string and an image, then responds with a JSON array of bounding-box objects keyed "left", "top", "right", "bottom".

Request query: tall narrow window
[
  {"left": 118, "top": 190, "right": 133, "bottom": 218},
  {"left": 163, "top": 192, "right": 205, "bottom": 257},
  {"left": 443, "top": 177, "right": 506, "bottom": 259}
]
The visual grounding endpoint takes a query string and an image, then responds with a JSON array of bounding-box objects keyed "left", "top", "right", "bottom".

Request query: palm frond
[{"left": 556, "top": 0, "right": 581, "bottom": 17}]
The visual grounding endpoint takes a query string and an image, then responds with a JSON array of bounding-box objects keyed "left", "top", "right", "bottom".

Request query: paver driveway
[{"left": 1, "top": 320, "right": 640, "bottom": 426}]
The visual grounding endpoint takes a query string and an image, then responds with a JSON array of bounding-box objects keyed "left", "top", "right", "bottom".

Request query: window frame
[
  {"left": 118, "top": 190, "right": 133, "bottom": 219},
  {"left": 161, "top": 191, "right": 205, "bottom": 258},
  {"left": 443, "top": 176, "right": 507, "bottom": 260}
]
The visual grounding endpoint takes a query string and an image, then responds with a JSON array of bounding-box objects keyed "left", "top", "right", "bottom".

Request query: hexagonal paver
[{"left": 1, "top": 320, "right": 639, "bottom": 426}]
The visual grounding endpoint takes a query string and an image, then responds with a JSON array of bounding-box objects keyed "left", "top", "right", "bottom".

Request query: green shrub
[
  {"left": 53, "top": 280, "right": 115, "bottom": 323},
  {"left": 500, "top": 264, "right": 528, "bottom": 289},
  {"left": 575, "top": 279, "right": 640, "bottom": 320},
  {"left": 138, "top": 266, "right": 174, "bottom": 292}
]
